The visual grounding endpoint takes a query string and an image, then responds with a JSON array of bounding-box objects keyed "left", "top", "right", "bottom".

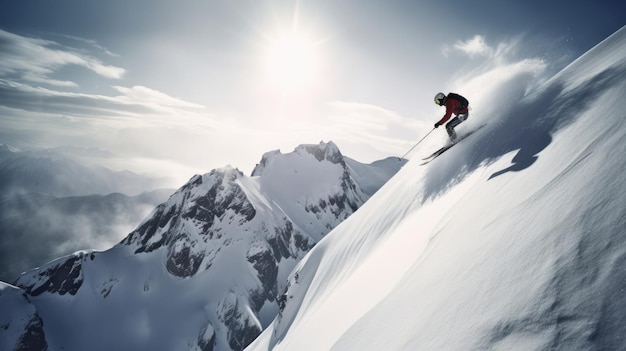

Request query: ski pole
[{"left": 398, "top": 127, "right": 435, "bottom": 160}]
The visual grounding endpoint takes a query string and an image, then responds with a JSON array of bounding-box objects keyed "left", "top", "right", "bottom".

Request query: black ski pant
[{"left": 446, "top": 112, "right": 468, "bottom": 142}]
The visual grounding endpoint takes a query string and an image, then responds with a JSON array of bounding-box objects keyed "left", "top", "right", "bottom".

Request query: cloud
[
  {"left": 113, "top": 86, "right": 206, "bottom": 109},
  {"left": 59, "top": 34, "right": 120, "bottom": 57},
  {"left": 0, "top": 29, "right": 125, "bottom": 87},
  {"left": 0, "top": 192, "right": 169, "bottom": 283},
  {"left": 0, "top": 79, "right": 210, "bottom": 123},
  {"left": 0, "top": 29, "right": 209, "bottom": 123},
  {"left": 452, "top": 35, "right": 494, "bottom": 58},
  {"left": 0, "top": 68, "right": 219, "bottom": 186},
  {"left": 327, "top": 101, "right": 407, "bottom": 132},
  {"left": 0, "top": 80, "right": 218, "bottom": 173},
  {"left": 270, "top": 101, "right": 431, "bottom": 163},
  {"left": 443, "top": 35, "right": 529, "bottom": 67}
]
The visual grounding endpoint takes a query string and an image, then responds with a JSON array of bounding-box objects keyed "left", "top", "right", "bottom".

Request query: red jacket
[{"left": 437, "top": 97, "right": 469, "bottom": 125}]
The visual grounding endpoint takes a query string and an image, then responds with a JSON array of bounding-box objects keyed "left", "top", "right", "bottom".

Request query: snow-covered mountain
[
  {"left": 0, "top": 284, "right": 46, "bottom": 351},
  {"left": 1, "top": 141, "right": 404, "bottom": 351},
  {"left": 245, "top": 26, "right": 626, "bottom": 350}
]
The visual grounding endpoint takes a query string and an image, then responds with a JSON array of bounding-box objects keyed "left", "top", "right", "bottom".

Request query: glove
[{"left": 434, "top": 123, "right": 440, "bottom": 128}]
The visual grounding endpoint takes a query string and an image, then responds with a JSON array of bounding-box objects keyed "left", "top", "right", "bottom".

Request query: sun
[{"left": 264, "top": 33, "right": 320, "bottom": 90}]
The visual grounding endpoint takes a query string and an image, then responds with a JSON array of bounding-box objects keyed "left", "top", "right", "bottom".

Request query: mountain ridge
[
  {"left": 0, "top": 147, "right": 165, "bottom": 198},
  {"left": 2, "top": 141, "right": 404, "bottom": 351}
]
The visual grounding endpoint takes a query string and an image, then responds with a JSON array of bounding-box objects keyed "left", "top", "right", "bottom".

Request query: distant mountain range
[{"left": 0, "top": 145, "right": 165, "bottom": 197}]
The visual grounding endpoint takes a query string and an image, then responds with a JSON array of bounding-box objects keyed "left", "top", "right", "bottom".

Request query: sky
[{"left": 0, "top": 0, "right": 623, "bottom": 187}]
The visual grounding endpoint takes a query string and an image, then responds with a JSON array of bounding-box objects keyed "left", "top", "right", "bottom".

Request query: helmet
[{"left": 434, "top": 92, "right": 446, "bottom": 105}]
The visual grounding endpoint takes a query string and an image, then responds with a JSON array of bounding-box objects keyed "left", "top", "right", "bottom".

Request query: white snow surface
[
  {"left": 0, "top": 282, "right": 43, "bottom": 351},
  {"left": 246, "top": 26, "right": 626, "bottom": 351}
]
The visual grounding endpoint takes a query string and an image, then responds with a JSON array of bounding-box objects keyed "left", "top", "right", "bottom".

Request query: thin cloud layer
[
  {"left": 112, "top": 86, "right": 205, "bottom": 109},
  {"left": 325, "top": 101, "right": 426, "bottom": 153},
  {"left": 0, "top": 29, "right": 223, "bottom": 186},
  {"left": 0, "top": 29, "right": 124, "bottom": 87},
  {"left": 443, "top": 34, "right": 523, "bottom": 62}
]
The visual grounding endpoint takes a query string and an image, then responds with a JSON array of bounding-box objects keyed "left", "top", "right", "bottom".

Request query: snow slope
[
  {"left": 246, "top": 26, "right": 626, "bottom": 351},
  {"left": 0, "top": 282, "right": 46, "bottom": 351}
]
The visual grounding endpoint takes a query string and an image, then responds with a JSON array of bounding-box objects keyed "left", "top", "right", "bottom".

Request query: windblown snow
[{"left": 246, "top": 26, "right": 626, "bottom": 351}]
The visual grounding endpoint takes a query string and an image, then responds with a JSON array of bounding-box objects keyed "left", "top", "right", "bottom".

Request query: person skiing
[{"left": 433, "top": 92, "right": 469, "bottom": 143}]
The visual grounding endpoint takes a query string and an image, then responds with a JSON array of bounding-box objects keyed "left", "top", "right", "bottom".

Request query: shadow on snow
[{"left": 421, "top": 64, "right": 626, "bottom": 202}]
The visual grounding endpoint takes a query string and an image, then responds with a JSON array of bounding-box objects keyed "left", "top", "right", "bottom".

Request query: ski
[
  {"left": 420, "top": 124, "right": 486, "bottom": 165},
  {"left": 422, "top": 146, "right": 450, "bottom": 160},
  {"left": 420, "top": 144, "right": 456, "bottom": 165}
]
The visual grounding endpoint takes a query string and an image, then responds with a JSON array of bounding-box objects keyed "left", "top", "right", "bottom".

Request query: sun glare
[{"left": 264, "top": 33, "right": 320, "bottom": 90}]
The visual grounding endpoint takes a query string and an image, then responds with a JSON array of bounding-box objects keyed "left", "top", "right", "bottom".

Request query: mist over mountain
[
  {"left": 0, "top": 146, "right": 174, "bottom": 283},
  {"left": 0, "top": 189, "right": 172, "bottom": 282},
  {"left": 0, "top": 147, "right": 165, "bottom": 197},
  {"left": 0, "top": 141, "right": 404, "bottom": 351}
]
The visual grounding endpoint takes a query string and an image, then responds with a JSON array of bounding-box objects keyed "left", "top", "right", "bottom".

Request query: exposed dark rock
[
  {"left": 268, "top": 221, "right": 295, "bottom": 260},
  {"left": 247, "top": 245, "right": 278, "bottom": 310},
  {"left": 0, "top": 285, "right": 49, "bottom": 351},
  {"left": 182, "top": 170, "right": 256, "bottom": 233},
  {"left": 197, "top": 321, "right": 216, "bottom": 351},
  {"left": 305, "top": 191, "right": 360, "bottom": 220},
  {"left": 100, "top": 278, "right": 119, "bottom": 299},
  {"left": 251, "top": 142, "right": 343, "bottom": 177},
  {"left": 181, "top": 174, "right": 204, "bottom": 191},
  {"left": 293, "top": 233, "right": 312, "bottom": 252},
  {"left": 17, "top": 254, "right": 84, "bottom": 296},
  {"left": 125, "top": 203, "right": 177, "bottom": 253},
  {"left": 219, "top": 295, "right": 262, "bottom": 351},
  {"left": 166, "top": 235, "right": 204, "bottom": 278},
  {"left": 15, "top": 314, "right": 47, "bottom": 351},
  {"left": 302, "top": 141, "right": 344, "bottom": 164},
  {"left": 123, "top": 168, "right": 256, "bottom": 260}
]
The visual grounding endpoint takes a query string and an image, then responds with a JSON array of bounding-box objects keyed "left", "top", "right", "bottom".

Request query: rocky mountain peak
[
  {"left": 7, "top": 143, "right": 404, "bottom": 351},
  {"left": 296, "top": 141, "right": 343, "bottom": 164},
  {"left": 251, "top": 141, "right": 343, "bottom": 177}
]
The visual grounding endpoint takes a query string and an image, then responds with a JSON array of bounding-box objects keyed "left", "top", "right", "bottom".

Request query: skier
[{"left": 433, "top": 92, "right": 469, "bottom": 143}]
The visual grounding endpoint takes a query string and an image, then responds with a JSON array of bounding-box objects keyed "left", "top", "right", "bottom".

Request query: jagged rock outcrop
[{"left": 16, "top": 251, "right": 93, "bottom": 296}]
